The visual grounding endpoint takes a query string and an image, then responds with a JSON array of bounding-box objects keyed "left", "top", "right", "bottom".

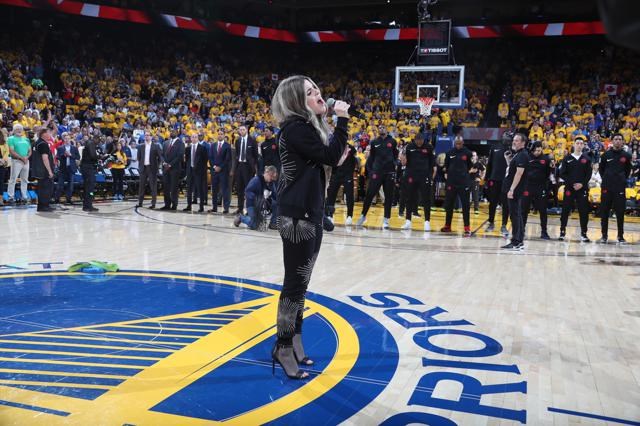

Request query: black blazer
[
  {"left": 137, "top": 142, "right": 162, "bottom": 173},
  {"left": 277, "top": 116, "right": 348, "bottom": 223},
  {"left": 185, "top": 142, "right": 209, "bottom": 174},
  {"left": 234, "top": 136, "right": 258, "bottom": 173},
  {"left": 56, "top": 145, "right": 80, "bottom": 173},
  {"left": 209, "top": 141, "right": 232, "bottom": 173},
  {"left": 163, "top": 137, "right": 185, "bottom": 171}
]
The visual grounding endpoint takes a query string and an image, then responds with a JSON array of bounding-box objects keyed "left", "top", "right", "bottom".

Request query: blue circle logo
[{"left": 0, "top": 270, "right": 398, "bottom": 424}]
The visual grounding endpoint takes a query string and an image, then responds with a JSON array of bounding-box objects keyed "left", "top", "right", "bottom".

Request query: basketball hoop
[{"left": 417, "top": 97, "right": 435, "bottom": 117}]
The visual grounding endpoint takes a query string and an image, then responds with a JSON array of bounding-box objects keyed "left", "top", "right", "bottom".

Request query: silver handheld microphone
[{"left": 326, "top": 98, "right": 365, "bottom": 120}]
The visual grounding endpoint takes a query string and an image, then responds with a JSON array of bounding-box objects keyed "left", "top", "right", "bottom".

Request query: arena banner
[{"left": 0, "top": 0, "right": 606, "bottom": 42}]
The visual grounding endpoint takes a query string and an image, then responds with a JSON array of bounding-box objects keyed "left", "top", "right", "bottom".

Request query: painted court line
[{"left": 548, "top": 407, "right": 640, "bottom": 425}]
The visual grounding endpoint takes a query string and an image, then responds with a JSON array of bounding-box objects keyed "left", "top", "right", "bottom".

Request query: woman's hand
[{"left": 333, "top": 100, "right": 350, "bottom": 118}]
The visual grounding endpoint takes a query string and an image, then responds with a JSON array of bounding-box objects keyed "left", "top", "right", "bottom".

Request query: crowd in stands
[
  {"left": 1, "top": 22, "right": 639, "bottom": 208},
  {"left": 497, "top": 46, "right": 640, "bottom": 164}
]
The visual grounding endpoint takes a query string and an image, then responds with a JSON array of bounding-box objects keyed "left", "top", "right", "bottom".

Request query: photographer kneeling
[{"left": 234, "top": 166, "right": 278, "bottom": 230}]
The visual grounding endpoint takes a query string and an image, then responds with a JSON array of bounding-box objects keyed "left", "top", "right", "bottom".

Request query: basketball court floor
[{"left": 1, "top": 198, "right": 639, "bottom": 425}]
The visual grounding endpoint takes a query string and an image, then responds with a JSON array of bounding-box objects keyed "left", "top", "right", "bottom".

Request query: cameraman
[{"left": 233, "top": 165, "right": 278, "bottom": 230}]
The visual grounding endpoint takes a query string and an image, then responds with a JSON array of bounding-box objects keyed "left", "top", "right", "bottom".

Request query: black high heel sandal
[
  {"left": 272, "top": 343, "right": 309, "bottom": 379},
  {"left": 292, "top": 333, "right": 314, "bottom": 366}
]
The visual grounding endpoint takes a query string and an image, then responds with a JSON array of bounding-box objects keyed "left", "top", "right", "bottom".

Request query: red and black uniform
[
  {"left": 599, "top": 148, "right": 632, "bottom": 240},
  {"left": 260, "top": 137, "right": 281, "bottom": 171},
  {"left": 361, "top": 135, "right": 399, "bottom": 219},
  {"left": 326, "top": 144, "right": 357, "bottom": 218},
  {"left": 559, "top": 153, "right": 592, "bottom": 235},
  {"left": 404, "top": 141, "right": 435, "bottom": 221},
  {"left": 443, "top": 146, "right": 473, "bottom": 227},
  {"left": 485, "top": 144, "right": 509, "bottom": 227},
  {"left": 522, "top": 153, "right": 551, "bottom": 233}
]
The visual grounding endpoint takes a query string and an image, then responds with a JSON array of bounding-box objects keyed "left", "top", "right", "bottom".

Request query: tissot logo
[
  {"left": 0, "top": 270, "right": 526, "bottom": 424},
  {"left": 420, "top": 47, "right": 449, "bottom": 54}
]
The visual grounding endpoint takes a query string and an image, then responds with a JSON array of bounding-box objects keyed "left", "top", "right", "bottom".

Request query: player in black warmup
[
  {"left": 441, "top": 135, "right": 473, "bottom": 237},
  {"left": 357, "top": 125, "right": 399, "bottom": 229},
  {"left": 400, "top": 132, "right": 436, "bottom": 231},
  {"left": 326, "top": 143, "right": 359, "bottom": 226},
  {"left": 260, "top": 127, "right": 281, "bottom": 171},
  {"left": 558, "top": 137, "right": 592, "bottom": 242},
  {"left": 598, "top": 133, "right": 632, "bottom": 244},
  {"left": 501, "top": 133, "right": 529, "bottom": 250},
  {"left": 485, "top": 134, "right": 510, "bottom": 235},
  {"left": 522, "top": 141, "right": 552, "bottom": 240}
]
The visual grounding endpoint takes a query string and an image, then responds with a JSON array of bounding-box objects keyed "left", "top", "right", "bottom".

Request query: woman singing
[{"left": 270, "top": 76, "right": 349, "bottom": 379}]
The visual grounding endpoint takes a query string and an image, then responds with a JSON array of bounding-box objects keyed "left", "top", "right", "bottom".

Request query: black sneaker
[
  {"left": 597, "top": 237, "right": 608, "bottom": 244},
  {"left": 486, "top": 222, "right": 495, "bottom": 232},
  {"left": 580, "top": 234, "right": 591, "bottom": 243},
  {"left": 558, "top": 231, "right": 566, "bottom": 241},
  {"left": 501, "top": 242, "right": 515, "bottom": 249},
  {"left": 514, "top": 242, "right": 524, "bottom": 250},
  {"left": 323, "top": 216, "right": 335, "bottom": 232},
  {"left": 540, "top": 232, "right": 551, "bottom": 240},
  {"left": 617, "top": 237, "right": 627, "bottom": 245}
]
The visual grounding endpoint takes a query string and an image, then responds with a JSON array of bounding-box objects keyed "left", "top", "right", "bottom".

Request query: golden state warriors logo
[{"left": 0, "top": 270, "right": 398, "bottom": 424}]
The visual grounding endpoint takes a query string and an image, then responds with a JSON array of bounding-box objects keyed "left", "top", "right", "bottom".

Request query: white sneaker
[
  {"left": 424, "top": 221, "right": 431, "bottom": 232},
  {"left": 382, "top": 218, "right": 390, "bottom": 229},
  {"left": 345, "top": 216, "right": 353, "bottom": 226},
  {"left": 356, "top": 215, "right": 367, "bottom": 227},
  {"left": 401, "top": 219, "right": 412, "bottom": 230}
]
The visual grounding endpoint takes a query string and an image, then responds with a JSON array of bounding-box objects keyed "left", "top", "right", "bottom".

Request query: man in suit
[
  {"left": 55, "top": 133, "right": 80, "bottom": 204},
  {"left": 183, "top": 133, "right": 209, "bottom": 213},
  {"left": 137, "top": 133, "right": 162, "bottom": 208},
  {"left": 209, "top": 129, "right": 232, "bottom": 213},
  {"left": 161, "top": 129, "right": 185, "bottom": 210},
  {"left": 233, "top": 125, "right": 258, "bottom": 213}
]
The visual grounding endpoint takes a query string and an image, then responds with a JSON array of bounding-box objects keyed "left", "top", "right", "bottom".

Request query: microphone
[{"left": 326, "top": 98, "right": 365, "bottom": 120}]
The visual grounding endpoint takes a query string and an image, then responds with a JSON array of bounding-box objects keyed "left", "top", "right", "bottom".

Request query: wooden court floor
[{"left": 0, "top": 197, "right": 639, "bottom": 425}]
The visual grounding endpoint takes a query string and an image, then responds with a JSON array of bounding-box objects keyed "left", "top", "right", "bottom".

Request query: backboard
[{"left": 393, "top": 65, "right": 465, "bottom": 109}]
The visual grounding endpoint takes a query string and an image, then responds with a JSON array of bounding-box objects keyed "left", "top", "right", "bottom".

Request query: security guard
[
  {"left": 80, "top": 131, "right": 99, "bottom": 212},
  {"left": 598, "top": 133, "right": 632, "bottom": 244},
  {"left": 401, "top": 132, "right": 436, "bottom": 231},
  {"left": 522, "top": 141, "right": 552, "bottom": 240},
  {"left": 441, "top": 135, "right": 473, "bottom": 236},
  {"left": 485, "top": 133, "right": 511, "bottom": 235},
  {"left": 326, "top": 143, "right": 359, "bottom": 225},
  {"left": 357, "top": 125, "right": 399, "bottom": 229},
  {"left": 559, "top": 136, "right": 592, "bottom": 242}
]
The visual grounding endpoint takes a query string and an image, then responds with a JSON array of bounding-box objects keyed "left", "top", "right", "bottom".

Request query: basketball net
[{"left": 417, "top": 97, "right": 435, "bottom": 117}]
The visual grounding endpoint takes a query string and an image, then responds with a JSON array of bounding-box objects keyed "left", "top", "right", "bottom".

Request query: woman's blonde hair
[{"left": 271, "top": 75, "right": 331, "bottom": 145}]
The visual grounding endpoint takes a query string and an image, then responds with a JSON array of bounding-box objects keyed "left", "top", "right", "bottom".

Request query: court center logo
[{"left": 0, "top": 270, "right": 398, "bottom": 425}]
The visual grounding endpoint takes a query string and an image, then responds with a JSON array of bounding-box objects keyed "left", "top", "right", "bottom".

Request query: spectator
[
  {"left": 111, "top": 141, "right": 127, "bottom": 200},
  {"left": 55, "top": 133, "right": 80, "bottom": 204},
  {"left": 589, "top": 163, "right": 602, "bottom": 188},
  {"left": 0, "top": 128, "right": 10, "bottom": 205},
  {"left": 6, "top": 124, "right": 32, "bottom": 205}
]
